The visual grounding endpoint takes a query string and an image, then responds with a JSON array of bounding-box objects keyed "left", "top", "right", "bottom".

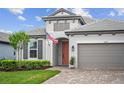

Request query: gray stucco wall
[{"left": 0, "top": 43, "right": 15, "bottom": 59}]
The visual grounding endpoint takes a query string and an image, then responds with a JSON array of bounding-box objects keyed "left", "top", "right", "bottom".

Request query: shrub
[
  {"left": 0, "top": 60, "right": 50, "bottom": 71},
  {"left": 41, "top": 60, "right": 50, "bottom": 66},
  {"left": 0, "top": 60, "right": 17, "bottom": 71},
  {"left": 70, "top": 56, "right": 75, "bottom": 65}
]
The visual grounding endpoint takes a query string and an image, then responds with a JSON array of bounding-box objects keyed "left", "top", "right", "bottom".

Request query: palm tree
[{"left": 9, "top": 31, "right": 30, "bottom": 60}]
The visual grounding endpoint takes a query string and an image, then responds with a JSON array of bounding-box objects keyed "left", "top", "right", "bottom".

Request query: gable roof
[
  {"left": 0, "top": 32, "right": 10, "bottom": 43},
  {"left": 26, "top": 28, "right": 46, "bottom": 36},
  {"left": 66, "top": 19, "right": 124, "bottom": 32},
  {"left": 42, "top": 8, "right": 95, "bottom": 25},
  {"left": 49, "top": 8, "right": 76, "bottom": 16}
]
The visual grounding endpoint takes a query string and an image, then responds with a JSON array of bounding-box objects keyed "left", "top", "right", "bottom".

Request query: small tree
[{"left": 9, "top": 31, "right": 30, "bottom": 61}]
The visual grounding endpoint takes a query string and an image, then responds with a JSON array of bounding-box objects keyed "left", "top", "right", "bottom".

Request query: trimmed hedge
[{"left": 0, "top": 60, "right": 50, "bottom": 71}]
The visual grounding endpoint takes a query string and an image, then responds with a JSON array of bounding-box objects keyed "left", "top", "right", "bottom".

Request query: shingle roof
[
  {"left": 26, "top": 28, "right": 46, "bottom": 36},
  {"left": 0, "top": 32, "right": 10, "bottom": 43},
  {"left": 81, "top": 16, "right": 95, "bottom": 24},
  {"left": 82, "top": 16, "right": 96, "bottom": 24},
  {"left": 0, "top": 28, "right": 46, "bottom": 43},
  {"left": 66, "top": 19, "right": 124, "bottom": 32}
]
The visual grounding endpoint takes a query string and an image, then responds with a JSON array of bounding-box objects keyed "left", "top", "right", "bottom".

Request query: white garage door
[{"left": 78, "top": 43, "right": 124, "bottom": 70}]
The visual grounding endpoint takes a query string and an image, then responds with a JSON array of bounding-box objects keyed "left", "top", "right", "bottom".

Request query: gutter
[
  {"left": 29, "top": 35, "right": 46, "bottom": 39},
  {"left": 65, "top": 30, "right": 124, "bottom": 36}
]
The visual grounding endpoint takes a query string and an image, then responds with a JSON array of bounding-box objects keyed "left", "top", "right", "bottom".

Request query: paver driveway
[{"left": 44, "top": 66, "right": 124, "bottom": 84}]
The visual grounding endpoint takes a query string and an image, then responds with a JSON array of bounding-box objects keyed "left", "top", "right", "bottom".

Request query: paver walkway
[{"left": 44, "top": 66, "right": 124, "bottom": 84}]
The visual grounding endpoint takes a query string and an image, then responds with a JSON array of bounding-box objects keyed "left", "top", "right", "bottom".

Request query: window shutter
[
  {"left": 23, "top": 43, "right": 28, "bottom": 59},
  {"left": 54, "top": 23, "right": 70, "bottom": 31},
  {"left": 38, "top": 40, "right": 43, "bottom": 59}
]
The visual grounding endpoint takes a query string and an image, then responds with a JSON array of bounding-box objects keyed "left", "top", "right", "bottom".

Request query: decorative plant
[
  {"left": 9, "top": 31, "right": 30, "bottom": 61},
  {"left": 70, "top": 56, "right": 75, "bottom": 65}
]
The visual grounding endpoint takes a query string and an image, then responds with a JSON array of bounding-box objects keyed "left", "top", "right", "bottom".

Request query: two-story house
[{"left": 20, "top": 8, "right": 124, "bottom": 70}]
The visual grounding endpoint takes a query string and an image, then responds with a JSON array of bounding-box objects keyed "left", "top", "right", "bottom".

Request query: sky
[{"left": 1, "top": 8, "right": 124, "bottom": 33}]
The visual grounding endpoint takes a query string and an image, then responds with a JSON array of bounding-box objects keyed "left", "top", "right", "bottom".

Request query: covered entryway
[
  {"left": 78, "top": 43, "right": 124, "bottom": 70},
  {"left": 53, "top": 38, "right": 69, "bottom": 66}
]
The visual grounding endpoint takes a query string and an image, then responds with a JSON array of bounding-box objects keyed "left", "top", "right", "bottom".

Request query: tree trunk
[
  {"left": 18, "top": 48, "right": 19, "bottom": 61},
  {"left": 20, "top": 42, "right": 23, "bottom": 61}
]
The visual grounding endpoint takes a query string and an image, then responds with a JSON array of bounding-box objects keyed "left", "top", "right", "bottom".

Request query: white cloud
[
  {"left": 22, "top": 24, "right": 34, "bottom": 27},
  {"left": 35, "top": 16, "right": 41, "bottom": 21},
  {"left": 8, "top": 9, "right": 26, "bottom": 22},
  {"left": 18, "top": 15, "right": 26, "bottom": 21},
  {"left": 0, "top": 29, "right": 12, "bottom": 33},
  {"left": 8, "top": 8, "right": 25, "bottom": 15},
  {"left": 108, "top": 11, "right": 116, "bottom": 16},
  {"left": 114, "top": 8, "right": 124, "bottom": 16},
  {"left": 68, "top": 8, "right": 92, "bottom": 18}
]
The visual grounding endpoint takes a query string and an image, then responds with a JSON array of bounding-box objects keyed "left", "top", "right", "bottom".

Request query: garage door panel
[{"left": 78, "top": 44, "right": 124, "bottom": 70}]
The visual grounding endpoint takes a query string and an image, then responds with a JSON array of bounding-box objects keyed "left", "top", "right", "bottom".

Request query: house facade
[
  {"left": 21, "top": 8, "right": 124, "bottom": 70},
  {"left": 0, "top": 32, "right": 15, "bottom": 59}
]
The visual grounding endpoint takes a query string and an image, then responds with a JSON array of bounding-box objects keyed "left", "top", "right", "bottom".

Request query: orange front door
[{"left": 62, "top": 41, "right": 69, "bottom": 65}]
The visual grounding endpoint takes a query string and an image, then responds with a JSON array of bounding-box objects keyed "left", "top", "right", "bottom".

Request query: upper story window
[{"left": 54, "top": 23, "right": 70, "bottom": 31}]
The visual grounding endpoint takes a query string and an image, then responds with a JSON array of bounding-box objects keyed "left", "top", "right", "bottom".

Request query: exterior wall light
[
  {"left": 72, "top": 45, "right": 75, "bottom": 52},
  {"left": 47, "top": 40, "right": 51, "bottom": 46}
]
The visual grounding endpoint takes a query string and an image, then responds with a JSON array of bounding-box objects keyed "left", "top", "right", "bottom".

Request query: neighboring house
[
  {"left": 0, "top": 32, "right": 15, "bottom": 59},
  {"left": 20, "top": 8, "right": 124, "bottom": 70}
]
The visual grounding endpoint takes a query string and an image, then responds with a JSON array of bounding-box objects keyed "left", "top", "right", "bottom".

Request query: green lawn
[{"left": 0, "top": 70, "right": 60, "bottom": 84}]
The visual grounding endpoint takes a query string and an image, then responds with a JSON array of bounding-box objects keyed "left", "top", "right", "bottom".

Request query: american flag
[{"left": 45, "top": 31, "right": 58, "bottom": 44}]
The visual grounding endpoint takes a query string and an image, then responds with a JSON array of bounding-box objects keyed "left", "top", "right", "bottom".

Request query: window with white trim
[{"left": 29, "top": 40, "right": 37, "bottom": 58}]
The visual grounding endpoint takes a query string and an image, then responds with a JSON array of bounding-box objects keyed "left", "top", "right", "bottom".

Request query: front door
[{"left": 62, "top": 41, "right": 69, "bottom": 65}]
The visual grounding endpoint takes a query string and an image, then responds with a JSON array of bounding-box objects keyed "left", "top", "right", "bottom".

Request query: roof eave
[
  {"left": 0, "top": 41, "right": 10, "bottom": 44},
  {"left": 65, "top": 30, "right": 124, "bottom": 36},
  {"left": 42, "top": 15, "right": 85, "bottom": 24},
  {"left": 29, "top": 35, "right": 46, "bottom": 39}
]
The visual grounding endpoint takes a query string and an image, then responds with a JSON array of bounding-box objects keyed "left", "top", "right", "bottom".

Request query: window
[
  {"left": 14, "top": 51, "right": 16, "bottom": 55},
  {"left": 54, "top": 23, "right": 70, "bottom": 31},
  {"left": 29, "top": 40, "right": 37, "bottom": 58},
  {"left": 30, "top": 50, "right": 37, "bottom": 58},
  {"left": 30, "top": 41, "right": 37, "bottom": 49}
]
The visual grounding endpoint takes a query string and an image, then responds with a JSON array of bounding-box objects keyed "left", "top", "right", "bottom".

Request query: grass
[{"left": 0, "top": 70, "right": 60, "bottom": 84}]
